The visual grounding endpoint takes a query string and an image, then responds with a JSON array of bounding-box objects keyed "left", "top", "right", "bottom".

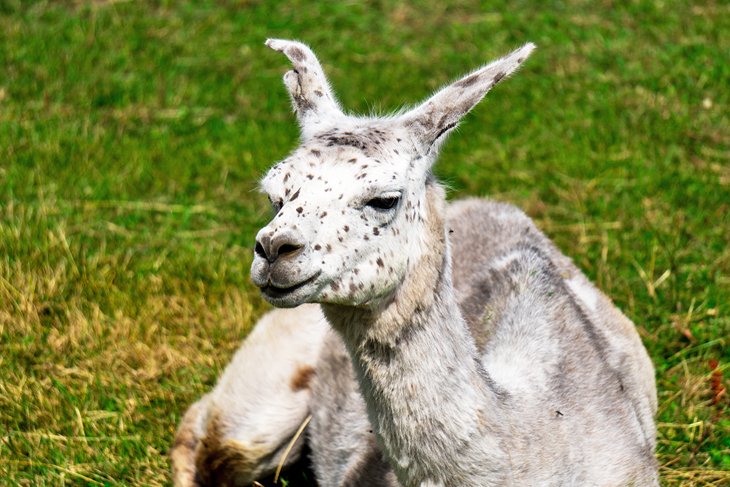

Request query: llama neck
[{"left": 322, "top": 198, "right": 509, "bottom": 485}]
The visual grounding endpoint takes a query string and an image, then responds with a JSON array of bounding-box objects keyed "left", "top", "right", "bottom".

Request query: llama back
[
  {"left": 448, "top": 198, "right": 656, "bottom": 428},
  {"left": 447, "top": 198, "right": 658, "bottom": 484}
]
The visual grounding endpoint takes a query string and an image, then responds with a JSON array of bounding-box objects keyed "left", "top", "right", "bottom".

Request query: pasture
[{"left": 1, "top": 1, "right": 728, "bottom": 485}]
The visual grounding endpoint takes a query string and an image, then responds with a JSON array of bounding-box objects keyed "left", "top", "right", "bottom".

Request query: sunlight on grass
[{"left": 1, "top": 1, "right": 728, "bottom": 485}]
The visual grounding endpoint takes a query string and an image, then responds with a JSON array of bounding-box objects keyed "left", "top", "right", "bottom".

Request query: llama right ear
[
  {"left": 400, "top": 43, "right": 535, "bottom": 154},
  {"left": 266, "top": 39, "right": 343, "bottom": 136}
]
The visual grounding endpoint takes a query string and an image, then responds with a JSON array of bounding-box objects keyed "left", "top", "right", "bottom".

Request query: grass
[{"left": 1, "top": 0, "right": 728, "bottom": 485}]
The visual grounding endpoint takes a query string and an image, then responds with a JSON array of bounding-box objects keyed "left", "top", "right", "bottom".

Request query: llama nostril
[
  {"left": 255, "top": 241, "right": 268, "bottom": 260},
  {"left": 277, "top": 243, "right": 303, "bottom": 257},
  {"left": 255, "top": 234, "right": 304, "bottom": 263}
]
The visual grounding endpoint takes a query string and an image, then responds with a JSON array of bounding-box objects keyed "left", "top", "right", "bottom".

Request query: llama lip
[{"left": 260, "top": 271, "right": 322, "bottom": 302}]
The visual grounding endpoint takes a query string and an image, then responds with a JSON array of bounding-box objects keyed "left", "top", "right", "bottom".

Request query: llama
[{"left": 172, "top": 40, "right": 658, "bottom": 486}]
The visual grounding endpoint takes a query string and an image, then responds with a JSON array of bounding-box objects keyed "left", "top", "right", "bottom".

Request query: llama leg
[
  {"left": 171, "top": 394, "right": 211, "bottom": 487},
  {"left": 171, "top": 304, "right": 329, "bottom": 486}
]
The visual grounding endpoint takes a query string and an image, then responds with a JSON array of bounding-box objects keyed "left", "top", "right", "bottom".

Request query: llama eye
[{"left": 365, "top": 196, "right": 400, "bottom": 211}]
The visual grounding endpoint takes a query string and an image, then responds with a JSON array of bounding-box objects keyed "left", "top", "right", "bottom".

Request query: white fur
[
  {"left": 566, "top": 276, "right": 599, "bottom": 312},
  {"left": 171, "top": 305, "right": 328, "bottom": 485}
]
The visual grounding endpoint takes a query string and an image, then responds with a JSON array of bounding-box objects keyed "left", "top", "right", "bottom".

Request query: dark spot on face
[
  {"left": 290, "top": 188, "right": 300, "bottom": 201},
  {"left": 314, "top": 244, "right": 321, "bottom": 250},
  {"left": 344, "top": 225, "right": 349, "bottom": 232},
  {"left": 324, "top": 134, "right": 368, "bottom": 151},
  {"left": 330, "top": 281, "right": 340, "bottom": 291},
  {"left": 348, "top": 158, "right": 357, "bottom": 163},
  {"left": 517, "top": 57, "right": 525, "bottom": 64},
  {"left": 311, "top": 149, "right": 321, "bottom": 156},
  {"left": 376, "top": 258, "right": 384, "bottom": 267},
  {"left": 284, "top": 173, "right": 290, "bottom": 182},
  {"left": 296, "top": 207, "right": 303, "bottom": 214},
  {"left": 314, "top": 90, "right": 324, "bottom": 97},
  {"left": 349, "top": 283, "right": 357, "bottom": 293},
  {"left": 373, "top": 227, "right": 379, "bottom": 235},
  {"left": 288, "top": 46, "right": 306, "bottom": 61},
  {"left": 320, "top": 211, "right": 328, "bottom": 218},
  {"left": 493, "top": 71, "right": 506, "bottom": 83},
  {"left": 307, "top": 174, "right": 314, "bottom": 180}
]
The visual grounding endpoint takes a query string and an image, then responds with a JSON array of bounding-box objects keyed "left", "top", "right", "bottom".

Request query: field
[{"left": 1, "top": 1, "right": 728, "bottom": 485}]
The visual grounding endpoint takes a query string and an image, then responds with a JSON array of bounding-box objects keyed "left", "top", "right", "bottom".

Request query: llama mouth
[{"left": 260, "top": 271, "right": 322, "bottom": 302}]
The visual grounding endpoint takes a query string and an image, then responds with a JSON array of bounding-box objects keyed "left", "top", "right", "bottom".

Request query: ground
[{"left": 0, "top": 1, "right": 728, "bottom": 485}]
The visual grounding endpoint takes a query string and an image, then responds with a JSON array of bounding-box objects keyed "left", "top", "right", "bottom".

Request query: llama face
[
  {"left": 251, "top": 122, "right": 432, "bottom": 308},
  {"left": 251, "top": 39, "right": 535, "bottom": 308}
]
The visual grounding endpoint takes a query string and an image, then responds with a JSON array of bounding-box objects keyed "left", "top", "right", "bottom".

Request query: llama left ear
[
  {"left": 266, "top": 39, "right": 343, "bottom": 136},
  {"left": 400, "top": 43, "right": 535, "bottom": 154}
]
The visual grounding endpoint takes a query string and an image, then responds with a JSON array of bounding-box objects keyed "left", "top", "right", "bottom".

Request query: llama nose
[{"left": 255, "top": 233, "right": 305, "bottom": 263}]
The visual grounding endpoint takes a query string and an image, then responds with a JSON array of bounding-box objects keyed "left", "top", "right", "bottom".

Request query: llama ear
[
  {"left": 400, "top": 43, "right": 535, "bottom": 154},
  {"left": 266, "top": 39, "right": 343, "bottom": 135}
]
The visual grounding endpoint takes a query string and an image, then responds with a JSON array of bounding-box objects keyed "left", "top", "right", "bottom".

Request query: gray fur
[
  {"left": 309, "top": 330, "right": 399, "bottom": 487},
  {"left": 309, "top": 200, "right": 657, "bottom": 486}
]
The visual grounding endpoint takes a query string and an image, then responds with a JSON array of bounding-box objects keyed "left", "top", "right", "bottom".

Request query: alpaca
[{"left": 173, "top": 40, "right": 658, "bottom": 486}]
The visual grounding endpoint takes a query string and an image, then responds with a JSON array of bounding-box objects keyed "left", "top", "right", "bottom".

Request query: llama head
[{"left": 251, "top": 39, "right": 534, "bottom": 308}]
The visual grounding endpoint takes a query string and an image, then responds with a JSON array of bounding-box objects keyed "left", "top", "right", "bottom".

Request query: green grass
[{"left": 1, "top": 0, "right": 728, "bottom": 485}]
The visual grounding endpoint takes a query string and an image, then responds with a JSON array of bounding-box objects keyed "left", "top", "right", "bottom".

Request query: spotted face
[
  {"left": 252, "top": 125, "right": 433, "bottom": 307},
  {"left": 252, "top": 39, "right": 535, "bottom": 308}
]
